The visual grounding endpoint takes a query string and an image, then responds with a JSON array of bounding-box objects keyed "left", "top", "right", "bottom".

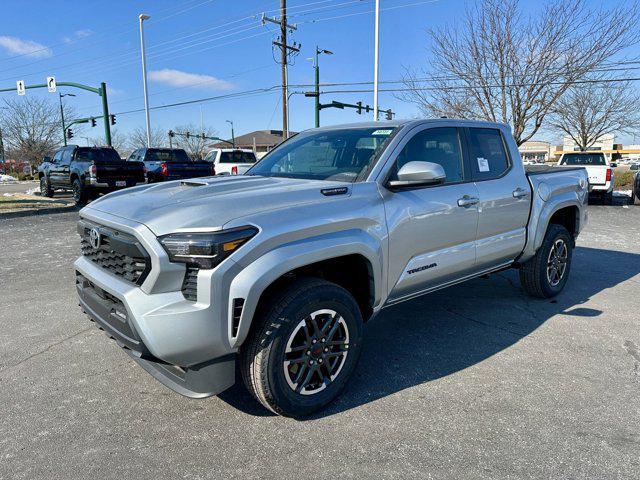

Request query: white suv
[{"left": 204, "top": 148, "right": 257, "bottom": 175}]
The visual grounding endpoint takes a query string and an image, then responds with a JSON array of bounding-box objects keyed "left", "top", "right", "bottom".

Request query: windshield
[
  {"left": 219, "top": 151, "right": 257, "bottom": 164},
  {"left": 76, "top": 148, "right": 121, "bottom": 162},
  {"left": 560, "top": 153, "right": 606, "bottom": 166},
  {"left": 247, "top": 127, "right": 397, "bottom": 182},
  {"left": 146, "top": 149, "right": 190, "bottom": 162}
]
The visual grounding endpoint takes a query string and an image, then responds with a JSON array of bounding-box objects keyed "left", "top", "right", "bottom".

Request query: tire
[
  {"left": 519, "top": 224, "right": 573, "bottom": 299},
  {"left": 72, "top": 178, "right": 88, "bottom": 206},
  {"left": 632, "top": 186, "right": 640, "bottom": 205},
  {"left": 240, "top": 277, "right": 364, "bottom": 417},
  {"left": 604, "top": 191, "right": 613, "bottom": 205},
  {"left": 40, "top": 176, "right": 54, "bottom": 197}
]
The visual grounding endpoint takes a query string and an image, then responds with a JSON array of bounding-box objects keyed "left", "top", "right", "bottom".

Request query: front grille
[
  {"left": 79, "top": 220, "right": 151, "bottom": 285},
  {"left": 182, "top": 266, "right": 199, "bottom": 301}
]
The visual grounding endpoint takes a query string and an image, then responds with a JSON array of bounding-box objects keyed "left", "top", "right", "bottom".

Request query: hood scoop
[{"left": 180, "top": 178, "right": 214, "bottom": 187}]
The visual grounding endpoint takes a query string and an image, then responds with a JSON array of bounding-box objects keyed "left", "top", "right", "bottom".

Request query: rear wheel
[
  {"left": 604, "top": 191, "right": 613, "bottom": 205},
  {"left": 519, "top": 224, "right": 573, "bottom": 298},
  {"left": 40, "top": 176, "right": 53, "bottom": 197},
  {"left": 72, "top": 178, "right": 88, "bottom": 206},
  {"left": 240, "top": 277, "right": 363, "bottom": 417},
  {"left": 632, "top": 185, "right": 640, "bottom": 205}
]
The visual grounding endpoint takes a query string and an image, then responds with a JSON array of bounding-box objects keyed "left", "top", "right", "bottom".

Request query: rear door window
[{"left": 467, "top": 128, "right": 510, "bottom": 180}]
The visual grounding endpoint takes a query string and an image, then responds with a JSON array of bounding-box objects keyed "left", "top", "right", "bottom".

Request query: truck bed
[{"left": 524, "top": 165, "right": 586, "bottom": 175}]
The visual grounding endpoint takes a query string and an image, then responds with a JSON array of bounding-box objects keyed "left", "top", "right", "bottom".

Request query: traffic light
[
  {"left": 109, "top": 114, "right": 116, "bottom": 125},
  {"left": 186, "top": 132, "right": 191, "bottom": 139},
  {"left": 356, "top": 101, "right": 363, "bottom": 115},
  {"left": 66, "top": 128, "right": 73, "bottom": 139},
  {"left": 385, "top": 109, "right": 393, "bottom": 120},
  {"left": 168, "top": 130, "right": 175, "bottom": 138},
  {"left": 90, "top": 117, "right": 97, "bottom": 127}
]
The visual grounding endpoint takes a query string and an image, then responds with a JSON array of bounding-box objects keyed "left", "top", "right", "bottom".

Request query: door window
[
  {"left": 60, "top": 149, "right": 72, "bottom": 165},
  {"left": 467, "top": 128, "right": 510, "bottom": 180},
  {"left": 52, "top": 150, "right": 63, "bottom": 163},
  {"left": 390, "top": 127, "right": 464, "bottom": 184}
]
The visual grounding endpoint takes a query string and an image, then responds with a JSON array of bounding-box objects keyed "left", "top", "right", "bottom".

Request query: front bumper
[{"left": 74, "top": 208, "right": 242, "bottom": 397}]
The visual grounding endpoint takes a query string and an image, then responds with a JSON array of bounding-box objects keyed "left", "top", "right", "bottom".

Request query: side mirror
[
  {"left": 388, "top": 161, "right": 446, "bottom": 189},
  {"left": 610, "top": 162, "right": 618, "bottom": 168},
  {"left": 43, "top": 156, "right": 52, "bottom": 163}
]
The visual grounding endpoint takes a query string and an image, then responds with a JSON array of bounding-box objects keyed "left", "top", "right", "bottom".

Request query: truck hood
[{"left": 83, "top": 175, "right": 350, "bottom": 236}]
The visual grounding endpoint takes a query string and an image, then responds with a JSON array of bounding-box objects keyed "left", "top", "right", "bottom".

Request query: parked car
[
  {"left": 203, "top": 148, "right": 257, "bottom": 175},
  {"left": 127, "top": 148, "right": 214, "bottom": 183},
  {"left": 74, "top": 119, "right": 588, "bottom": 417},
  {"left": 38, "top": 145, "right": 145, "bottom": 206},
  {"left": 557, "top": 152, "right": 614, "bottom": 204},
  {"left": 631, "top": 167, "right": 640, "bottom": 205}
]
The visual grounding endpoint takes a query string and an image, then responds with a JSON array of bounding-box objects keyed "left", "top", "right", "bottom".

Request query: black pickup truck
[
  {"left": 127, "top": 148, "right": 214, "bottom": 183},
  {"left": 38, "top": 145, "right": 145, "bottom": 206}
]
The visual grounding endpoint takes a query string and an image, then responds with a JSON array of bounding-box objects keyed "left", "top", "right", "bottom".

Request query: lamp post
[
  {"left": 226, "top": 120, "right": 235, "bottom": 147},
  {"left": 59, "top": 93, "right": 76, "bottom": 146},
  {"left": 373, "top": 0, "right": 380, "bottom": 121},
  {"left": 312, "top": 47, "right": 332, "bottom": 128},
  {"left": 0, "top": 107, "right": 6, "bottom": 164},
  {"left": 139, "top": 13, "right": 151, "bottom": 147}
]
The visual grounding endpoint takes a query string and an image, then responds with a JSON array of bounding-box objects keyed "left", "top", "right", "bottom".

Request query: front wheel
[
  {"left": 519, "top": 224, "right": 573, "bottom": 298},
  {"left": 240, "top": 278, "right": 363, "bottom": 417}
]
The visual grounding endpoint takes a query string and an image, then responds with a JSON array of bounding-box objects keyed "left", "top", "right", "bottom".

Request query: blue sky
[{"left": 0, "top": 0, "right": 631, "bottom": 144}]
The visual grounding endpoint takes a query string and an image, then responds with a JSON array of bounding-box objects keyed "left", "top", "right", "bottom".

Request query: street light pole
[
  {"left": 139, "top": 13, "right": 151, "bottom": 147},
  {"left": 226, "top": 120, "right": 235, "bottom": 147},
  {"left": 373, "top": 0, "right": 380, "bottom": 121},
  {"left": 59, "top": 93, "right": 76, "bottom": 146},
  {"left": 313, "top": 47, "right": 332, "bottom": 128}
]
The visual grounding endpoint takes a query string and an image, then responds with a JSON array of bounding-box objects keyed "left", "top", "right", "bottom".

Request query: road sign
[
  {"left": 16, "top": 80, "right": 25, "bottom": 96},
  {"left": 47, "top": 76, "right": 56, "bottom": 93}
]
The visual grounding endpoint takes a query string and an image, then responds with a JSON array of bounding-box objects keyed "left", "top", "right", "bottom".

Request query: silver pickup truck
[{"left": 75, "top": 119, "right": 588, "bottom": 417}]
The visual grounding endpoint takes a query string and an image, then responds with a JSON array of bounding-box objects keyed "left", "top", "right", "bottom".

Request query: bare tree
[
  {"left": 172, "top": 123, "right": 219, "bottom": 160},
  {"left": 548, "top": 75, "right": 640, "bottom": 151},
  {"left": 90, "top": 128, "right": 129, "bottom": 155},
  {"left": 0, "top": 97, "right": 69, "bottom": 163},
  {"left": 127, "top": 126, "right": 167, "bottom": 150},
  {"left": 399, "top": 0, "right": 640, "bottom": 145}
]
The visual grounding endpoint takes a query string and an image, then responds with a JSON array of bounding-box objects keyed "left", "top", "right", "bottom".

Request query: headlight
[{"left": 159, "top": 226, "right": 258, "bottom": 269}]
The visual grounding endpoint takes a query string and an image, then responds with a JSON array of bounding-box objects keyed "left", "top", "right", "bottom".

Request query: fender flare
[
  {"left": 523, "top": 197, "right": 583, "bottom": 261},
  {"left": 227, "top": 229, "right": 383, "bottom": 348}
]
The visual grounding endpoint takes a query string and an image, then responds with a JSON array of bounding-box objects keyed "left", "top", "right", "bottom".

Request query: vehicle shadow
[{"left": 218, "top": 246, "right": 640, "bottom": 418}]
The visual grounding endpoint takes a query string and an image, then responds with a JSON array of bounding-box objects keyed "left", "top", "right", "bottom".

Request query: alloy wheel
[
  {"left": 546, "top": 238, "right": 568, "bottom": 287},
  {"left": 283, "top": 309, "right": 350, "bottom": 396}
]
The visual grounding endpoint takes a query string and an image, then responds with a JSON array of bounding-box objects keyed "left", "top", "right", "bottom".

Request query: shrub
[{"left": 614, "top": 170, "right": 635, "bottom": 189}]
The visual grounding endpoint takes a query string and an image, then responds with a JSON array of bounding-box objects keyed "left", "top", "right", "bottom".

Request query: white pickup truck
[
  {"left": 203, "top": 148, "right": 257, "bottom": 175},
  {"left": 558, "top": 152, "right": 615, "bottom": 204}
]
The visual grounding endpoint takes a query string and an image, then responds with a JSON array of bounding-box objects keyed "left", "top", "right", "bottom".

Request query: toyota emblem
[{"left": 89, "top": 228, "right": 101, "bottom": 250}]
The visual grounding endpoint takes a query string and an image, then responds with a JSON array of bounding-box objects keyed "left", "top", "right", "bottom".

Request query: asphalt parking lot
[{"left": 1, "top": 206, "right": 639, "bottom": 479}]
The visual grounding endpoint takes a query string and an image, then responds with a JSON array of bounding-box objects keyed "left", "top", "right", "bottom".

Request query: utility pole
[
  {"left": 262, "top": 1, "right": 300, "bottom": 139},
  {"left": 373, "top": 0, "right": 380, "bottom": 121}
]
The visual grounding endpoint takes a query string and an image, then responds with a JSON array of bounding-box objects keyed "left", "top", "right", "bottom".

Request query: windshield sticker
[
  {"left": 372, "top": 129, "right": 393, "bottom": 136},
  {"left": 477, "top": 157, "right": 490, "bottom": 172}
]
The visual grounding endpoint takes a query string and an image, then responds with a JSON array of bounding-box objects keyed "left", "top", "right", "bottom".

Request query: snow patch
[
  {"left": 26, "top": 186, "right": 41, "bottom": 195},
  {"left": 0, "top": 174, "right": 17, "bottom": 182},
  {"left": 613, "top": 190, "right": 631, "bottom": 197}
]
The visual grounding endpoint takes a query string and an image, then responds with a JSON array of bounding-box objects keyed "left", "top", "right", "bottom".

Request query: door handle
[
  {"left": 457, "top": 195, "right": 479, "bottom": 207},
  {"left": 513, "top": 187, "right": 529, "bottom": 199}
]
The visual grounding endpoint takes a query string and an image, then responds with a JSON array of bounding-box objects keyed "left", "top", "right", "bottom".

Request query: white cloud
[
  {"left": 63, "top": 29, "right": 93, "bottom": 44},
  {"left": 0, "top": 36, "right": 52, "bottom": 58},
  {"left": 75, "top": 29, "right": 93, "bottom": 39},
  {"left": 148, "top": 69, "right": 234, "bottom": 91}
]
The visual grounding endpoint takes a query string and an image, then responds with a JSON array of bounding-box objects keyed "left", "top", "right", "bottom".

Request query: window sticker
[
  {"left": 372, "top": 129, "right": 393, "bottom": 136},
  {"left": 477, "top": 157, "right": 490, "bottom": 172}
]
